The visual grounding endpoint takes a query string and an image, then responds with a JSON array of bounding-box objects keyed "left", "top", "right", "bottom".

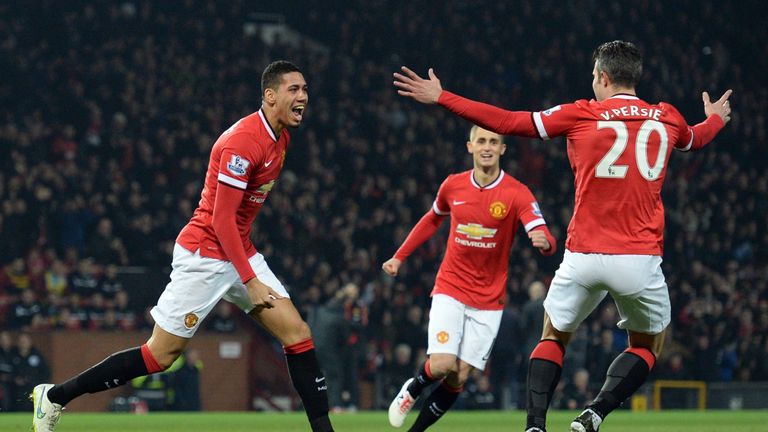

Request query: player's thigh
[
  {"left": 249, "top": 298, "right": 310, "bottom": 346},
  {"left": 151, "top": 244, "right": 239, "bottom": 338},
  {"left": 612, "top": 255, "right": 670, "bottom": 334},
  {"left": 427, "top": 294, "right": 466, "bottom": 357},
  {"left": 457, "top": 306, "right": 503, "bottom": 371},
  {"left": 225, "top": 252, "right": 291, "bottom": 313},
  {"left": 543, "top": 251, "right": 607, "bottom": 333}
]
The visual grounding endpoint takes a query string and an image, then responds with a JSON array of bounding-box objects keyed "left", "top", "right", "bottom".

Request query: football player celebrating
[
  {"left": 32, "top": 61, "right": 335, "bottom": 432},
  {"left": 393, "top": 40, "right": 732, "bottom": 432},
  {"left": 383, "top": 125, "right": 556, "bottom": 431}
]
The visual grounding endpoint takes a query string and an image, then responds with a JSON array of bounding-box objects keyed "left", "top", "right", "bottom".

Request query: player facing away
[
  {"left": 32, "top": 61, "right": 335, "bottom": 432},
  {"left": 382, "top": 125, "right": 557, "bottom": 431},
  {"left": 393, "top": 41, "right": 732, "bottom": 432}
]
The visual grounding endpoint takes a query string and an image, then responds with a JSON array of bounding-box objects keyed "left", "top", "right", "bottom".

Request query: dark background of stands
[{"left": 1, "top": 0, "right": 766, "bottom": 410}]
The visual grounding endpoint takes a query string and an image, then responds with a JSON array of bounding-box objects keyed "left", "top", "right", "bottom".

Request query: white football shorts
[
  {"left": 427, "top": 294, "right": 503, "bottom": 370},
  {"left": 150, "top": 243, "right": 290, "bottom": 338},
  {"left": 544, "top": 250, "right": 670, "bottom": 334}
]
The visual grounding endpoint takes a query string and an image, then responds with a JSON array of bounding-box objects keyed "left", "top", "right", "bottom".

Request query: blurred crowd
[{"left": 1, "top": 0, "right": 766, "bottom": 410}]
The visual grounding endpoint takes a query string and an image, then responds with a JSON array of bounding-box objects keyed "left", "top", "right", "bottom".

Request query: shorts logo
[
  {"left": 436, "top": 331, "right": 450, "bottom": 344},
  {"left": 227, "top": 154, "right": 250, "bottom": 176},
  {"left": 184, "top": 313, "right": 199, "bottom": 329},
  {"left": 489, "top": 201, "right": 508, "bottom": 219}
]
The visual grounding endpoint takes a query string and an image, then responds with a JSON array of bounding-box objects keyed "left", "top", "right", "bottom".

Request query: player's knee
[
  {"left": 428, "top": 357, "right": 457, "bottom": 378},
  {"left": 155, "top": 348, "right": 182, "bottom": 370},
  {"left": 283, "top": 321, "right": 312, "bottom": 346}
]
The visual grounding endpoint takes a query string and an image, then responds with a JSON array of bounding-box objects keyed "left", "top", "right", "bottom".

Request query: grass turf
[{"left": 4, "top": 410, "right": 767, "bottom": 431}]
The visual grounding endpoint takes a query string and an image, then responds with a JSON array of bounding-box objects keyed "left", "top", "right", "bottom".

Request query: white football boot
[
  {"left": 31, "top": 384, "right": 64, "bottom": 432},
  {"left": 388, "top": 378, "right": 417, "bottom": 427}
]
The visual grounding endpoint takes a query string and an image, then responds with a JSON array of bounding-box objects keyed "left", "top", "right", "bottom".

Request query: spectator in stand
[
  {"left": 206, "top": 302, "right": 237, "bottom": 333},
  {"left": 44, "top": 260, "right": 69, "bottom": 298},
  {"left": 9, "top": 290, "right": 43, "bottom": 330},
  {"left": 99, "top": 265, "right": 123, "bottom": 300},
  {"left": 0, "top": 331, "right": 16, "bottom": 412},
  {"left": 12, "top": 334, "right": 50, "bottom": 411},
  {"left": 69, "top": 258, "right": 100, "bottom": 298}
]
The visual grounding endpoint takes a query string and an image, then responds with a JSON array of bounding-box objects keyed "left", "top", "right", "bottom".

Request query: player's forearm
[
  {"left": 438, "top": 91, "right": 539, "bottom": 137},
  {"left": 533, "top": 225, "right": 557, "bottom": 257},
  {"left": 688, "top": 114, "right": 725, "bottom": 151},
  {"left": 393, "top": 210, "right": 444, "bottom": 261},
  {"left": 212, "top": 186, "right": 256, "bottom": 283}
]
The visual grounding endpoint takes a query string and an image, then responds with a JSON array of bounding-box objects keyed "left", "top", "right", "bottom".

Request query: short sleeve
[{"left": 532, "top": 102, "right": 584, "bottom": 140}]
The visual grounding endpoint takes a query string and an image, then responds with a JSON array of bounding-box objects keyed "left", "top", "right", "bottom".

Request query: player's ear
[
  {"left": 600, "top": 70, "right": 611, "bottom": 88},
  {"left": 466, "top": 141, "right": 473, "bottom": 154},
  {"left": 500, "top": 143, "right": 507, "bottom": 155},
  {"left": 263, "top": 88, "right": 276, "bottom": 105}
]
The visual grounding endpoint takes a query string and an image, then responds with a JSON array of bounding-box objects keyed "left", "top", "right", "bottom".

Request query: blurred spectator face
[
  {"left": 0, "top": 331, "right": 12, "bottom": 350},
  {"left": 115, "top": 291, "right": 129, "bottom": 308},
  {"left": 186, "top": 349, "right": 200, "bottom": 365},
  {"left": 105, "top": 264, "right": 118, "bottom": 278},
  {"left": 600, "top": 329, "right": 613, "bottom": 348},
  {"left": 407, "top": 305, "right": 422, "bottom": 325},
  {"left": 573, "top": 369, "right": 590, "bottom": 391},
  {"left": 10, "top": 257, "right": 25, "bottom": 273},
  {"left": 51, "top": 260, "right": 67, "bottom": 275},
  {"left": 97, "top": 218, "right": 113, "bottom": 236},
  {"left": 528, "top": 281, "right": 546, "bottom": 301},
  {"left": 18, "top": 333, "right": 32, "bottom": 353},
  {"left": 394, "top": 343, "right": 411, "bottom": 366},
  {"left": 466, "top": 126, "right": 505, "bottom": 169},
  {"left": 79, "top": 258, "right": 95, "bottom": 275},
  {"left": 21, "top": 289, "right": 35, "bottom": 304}
]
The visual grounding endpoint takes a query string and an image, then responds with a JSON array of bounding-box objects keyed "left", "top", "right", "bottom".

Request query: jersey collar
[
  {"left": 609, "top": 93, "right": 640, "bottom": 100},
  {"left": 471, "top": 170, "right": 505, "bottom": 190},
  {"left": 258, "top": 109, "right": 278, "bottom": 142}
]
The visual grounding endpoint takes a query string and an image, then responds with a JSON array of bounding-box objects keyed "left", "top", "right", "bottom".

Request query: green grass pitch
[{"left": 3, "top": 410, "right": 767, "bottom": 431}]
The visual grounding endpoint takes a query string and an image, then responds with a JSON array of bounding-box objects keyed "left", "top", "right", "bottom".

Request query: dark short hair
[
  {"left": 261, "top": 60, "right": 302, "bottom": 95},
  {"left": 592, "top": 41, "right": 643, "bottom": 88}
]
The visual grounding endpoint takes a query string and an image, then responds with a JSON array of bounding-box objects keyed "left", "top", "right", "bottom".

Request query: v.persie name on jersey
[
  {"left": 600, "top": 105, "right": 662, "bottom": 121},
  {"left": 455, "top": 223, "right": 497, "bottom": 249}
]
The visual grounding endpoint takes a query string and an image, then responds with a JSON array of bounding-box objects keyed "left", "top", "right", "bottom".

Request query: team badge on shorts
[
  {"left": 436, "top": 331, "right": 450, "bottom": 344},
  {"left": 184, "top": 313, "right": 199, "bottom": 329},
  {"left": 489, "top": 201, "right": 508, "bottom": 219}
]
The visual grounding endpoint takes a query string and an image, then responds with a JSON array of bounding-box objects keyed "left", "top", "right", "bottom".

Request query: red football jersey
[
  {"left": 177, "top": 109, "right": 289, "bottom": 264},
  {"left": 532, "top": 95, "right": 708, "bottom": 255},
  {"left": 431, "top": 170, "right": 548, "bottom": 310}
]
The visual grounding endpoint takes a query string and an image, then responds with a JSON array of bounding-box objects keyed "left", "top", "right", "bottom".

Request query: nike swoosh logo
[
  {"left": 453, "top": 200, "right": 466, "bottom": 205},
  {"left": 264, "top": 159, "right": 274, "bottom": 167},
  {"left": 36, "top": 387, "right": 47, "bottom": 419},
  {"left": 315, "top": 377, "right": 326, "bottom": 383}
]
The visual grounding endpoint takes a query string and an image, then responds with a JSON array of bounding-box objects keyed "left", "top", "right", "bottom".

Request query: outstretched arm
[
  {"left": 382, "top": 209, "right": 446, "bottom": 276},
  {"left": 679, "top": 89, "right": 733, "bottom": 151},
  {"left": 394, "top": 66, "right": 539, "bottom": 137}
]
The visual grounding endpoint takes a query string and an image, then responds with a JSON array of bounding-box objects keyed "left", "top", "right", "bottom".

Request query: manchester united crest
[
  {"left": 184, "top": 313, "right": 199, "bottom": 329},
  {"left": 436, "top": 331, "right": 450, "bottom": 344},
  {"left": 489, "top": 201, "right": 508, "bottom": 219}
]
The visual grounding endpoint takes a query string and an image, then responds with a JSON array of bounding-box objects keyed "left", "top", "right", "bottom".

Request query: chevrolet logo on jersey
[{"left": 456, "top": 223, "right": 497, "bottom": 240}]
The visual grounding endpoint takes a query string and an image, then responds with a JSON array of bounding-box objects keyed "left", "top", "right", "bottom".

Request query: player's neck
[
  {"left": 260, "top": 105, "right": 284, "bottom": 137},
  {"left": 472, "top": 165, "right": 500, "bottom": 187},
  {"left": 607, "top": 86, "right": 637, "bottom": 99}
]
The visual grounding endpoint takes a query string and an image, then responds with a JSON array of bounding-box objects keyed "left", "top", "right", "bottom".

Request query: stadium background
[{"left": 0, "top": 0, "right": 766, "bottom": 419}]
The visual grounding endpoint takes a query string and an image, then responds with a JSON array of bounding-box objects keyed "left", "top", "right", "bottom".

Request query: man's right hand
[
  {"left": 246, "top": 277, "right": 283, "bottom": 309},
  {"left": 381, "top": 258, "right": 403, "bottom": 277},
  {"left": 393, "top": 67, "right": 443, "bottom": 104},
  {"left": 703, "top": 89, "right": 733, "bottom": 124}
]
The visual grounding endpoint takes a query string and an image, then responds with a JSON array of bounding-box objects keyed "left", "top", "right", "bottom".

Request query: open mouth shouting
[{"left": 291, "top": 104, "right": 306, "bottom": 122}]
